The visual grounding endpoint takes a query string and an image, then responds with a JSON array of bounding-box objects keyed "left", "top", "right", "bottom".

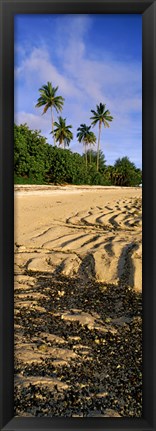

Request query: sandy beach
[{"left": 14, "top": 185, "right": 142, "bottom": 417}]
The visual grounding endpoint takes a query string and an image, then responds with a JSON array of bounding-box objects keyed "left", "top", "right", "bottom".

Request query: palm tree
[
  {"left": 52, "top": 116, "right": 73, "bottom": 149},
  {"left": 105, "top": 165, "right": 115, "bottom": 184},
  {"left": 35, "top": 82, "right": 64, "bottom": 145},
  {"left": 90, "top": 103, "right": 113, "bottom": 171},
  {"left": 77, "top": 124, "right": 96, "bottom": 168},
  {"left": 87, "top": 133, "right": 96, "bottom": 164}
]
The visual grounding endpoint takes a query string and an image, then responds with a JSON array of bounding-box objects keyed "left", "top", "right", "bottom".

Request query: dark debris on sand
[{"left": 14, "top": 272, "right": 142, "bottom": 417}]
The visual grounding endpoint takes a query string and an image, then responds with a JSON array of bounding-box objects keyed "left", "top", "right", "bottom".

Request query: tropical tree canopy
[
  {"left": 14, "top": 123, "right": 51, "bottom": 183},
  {"left": 113, "top": 157, "right": 142, "bottom": 186},
  {"left": 14, "top": 124, "right": 141, "bottom": 187},
  {"left": 90, "top": 103, "right": 113, "bottom": 128},
  {"left": 35, "top": 81, "right": 64, "bottom": 144},
  {"left": 77, "top": 124, "right": 96, "bottom": 167},
  {"left": 86, "top": 149, "right": 106, "bottom": 172},
  {"left": 90, "top": 103, "right": 113, "bottom": 172},
  {"left": 77, "top": 124, "right": 94, "bottom": 142},
  {"left": 52, "top": 116, "right": 73, "bottom": 148}
]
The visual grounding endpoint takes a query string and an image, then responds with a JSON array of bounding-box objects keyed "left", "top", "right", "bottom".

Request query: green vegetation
[
  {"left": 90, "top": 103, "right": 113, "bottom": 172},
  {"left": 35, "top": 82, "right": 64, "bottom": 145},
  {"left": 35, "top": 82, "right": 113, "bottom": 171},
  {"left": 53, "top": 116, "right": 73, "bottom": 149},
  {"left": 77, "top": 124, "right": 96, "bottom": 168},
  {"left": 113, "top": 157, "right": 142, "bottom": 186},
  {"left": 14, "top": 123, "right": 50, "bottom": 183},
  {"left": 14, "top": 81, "right": 141, "bottom": 186},
  {"left": 14, "top": 123, "right": 142, "bottom": 186}
]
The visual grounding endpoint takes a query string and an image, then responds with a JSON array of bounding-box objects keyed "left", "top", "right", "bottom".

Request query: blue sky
[{"left": 14, "top": 14, "right": 142, "bottom": 168}]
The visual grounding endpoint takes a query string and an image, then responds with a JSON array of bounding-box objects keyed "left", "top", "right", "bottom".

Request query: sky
[{"left": 14, "top": 14, "right": 142, "bottom": 168}]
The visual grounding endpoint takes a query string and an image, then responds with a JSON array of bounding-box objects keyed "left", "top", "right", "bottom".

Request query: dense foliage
[
  {"left": 14, "top": 123, "right": 142, "bottom": 186},
  {"left": 14, "top": 124, "right": 51, "bottom": 183}
]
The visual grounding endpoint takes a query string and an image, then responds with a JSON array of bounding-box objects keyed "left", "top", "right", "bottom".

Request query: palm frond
[
  {"left": 90, "top": 103, "right": 113, "bottom": 128},
  {"left": 36, "top": 82, "right": 64, "bottom": 116},
  {"left": 43, "top": 104, "right": 50, "bottom": 114},
  {"left": 53, "top": 116, "right": 73, "bottom": 146}
]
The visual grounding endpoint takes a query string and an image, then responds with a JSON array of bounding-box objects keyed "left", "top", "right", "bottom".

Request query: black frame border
[{"left": 0, "top": 1, "right": 156, "bottom": 430}]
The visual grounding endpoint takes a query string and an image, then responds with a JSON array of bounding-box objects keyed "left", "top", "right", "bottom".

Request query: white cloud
[
  {"left": 14, "top": 111, "right": 50, "bottom": 133},
  {"left": 14, "top": 15, "right": 142, "bottom": 167},
  {"left": 15, "top": 47, "right": 80, "bottom": 99},
  {"left": 15, "top": 38, "right": 142, "bottom": 120}
]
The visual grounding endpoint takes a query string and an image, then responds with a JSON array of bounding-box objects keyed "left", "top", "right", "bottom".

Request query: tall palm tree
[
  {"left": 77, "top": 124, "right": 96, "bottom": 168},
  {"left": 35, "top": 81, "right": 64, "bottom": 145},
  {"left": 52, "top": 116, "right": 73, "bottom": 149},
  {"left": 87, "top": 133, "right": 96, "bottom": 164},
  {"left": 90, "top": 103, "right": 113, "bottom": 171}
]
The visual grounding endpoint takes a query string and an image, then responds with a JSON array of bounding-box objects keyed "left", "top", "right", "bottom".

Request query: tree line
[
  {"left": 35, "top": 81, "right": 113, "bottom": 172},
  {"left": 14, "top": 123, "right": 142, "bottom": 187}
]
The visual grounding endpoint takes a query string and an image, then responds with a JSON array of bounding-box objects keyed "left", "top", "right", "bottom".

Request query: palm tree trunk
[
  {"left": 85, "top": 143, "right": 87, "bottom": 168},
  {"left": 51, "top": 107, "right": 55, "bottom": 146},
  {"left": 97, "top": 122, "right": 102, "bottom": 172},
  {"left": 90, "top": 145, "right": 91, "bottom": 164}
]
